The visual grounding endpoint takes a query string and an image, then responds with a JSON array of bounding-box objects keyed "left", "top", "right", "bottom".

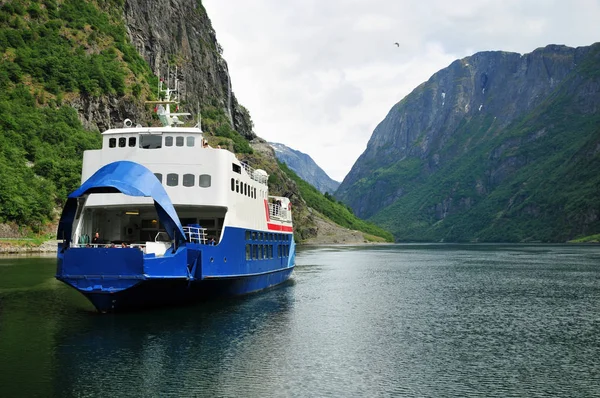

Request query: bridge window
[
  {"left": 109, "top": 138, "right": 116, "bottom": 148},
  {"left": 176, "top": 136, "right": 184, "bottom": 147},
  {"left": 187, "top": 136, "right": 195, "bottom": 147},
  {"left": 232, "top": 163, "right": 241, "bottom": 174},
  {"left": 199, "top": 174, "right": 211, "bottom": 188},
  {"left": 128, "top": 137, "right": 136, "bottom": 147},
  {"left": 139, "top": 135, "right": 162, "bottom": 149},
  {"left": 165, "top": 136, "right": 173, "bottom": 146},
  {"left": 166, "top": 173, "right": 179, "bottom": 186},
  {"left": 183, "top": 174, "right": 195, "bottom": 187},
  {"left": 154, "top": 173, "right": 163, "bottom": 183},
  {"left": 118, "top": 137, "right": 126, "bottom": 147}
]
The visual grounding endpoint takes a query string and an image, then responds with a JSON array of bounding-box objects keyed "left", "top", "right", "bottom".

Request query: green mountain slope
[
  {"left": 279, "top": 162, "right": 393, "bottom": 242},
  {"left": 361, "top": 45, "right": 600, "bottom": 242},
  {"left": 0, "top": 0, "right": 151, "bottom": 229}
]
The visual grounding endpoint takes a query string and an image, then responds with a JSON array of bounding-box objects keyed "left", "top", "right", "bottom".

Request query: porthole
[
  {"left": 183, "top": 174, "right": 195, "bottom": 187},
  {"left": 199, "top": 174, "right": 211, "bottom": 188},
  {"left": 166, "top": 173, "right": 179, "bottom": 186}
]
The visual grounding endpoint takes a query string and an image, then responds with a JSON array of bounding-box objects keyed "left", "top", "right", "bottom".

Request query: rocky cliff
[
  {"left": 270, "top": 142, "right": 340, "bottom": 194},
  {"left": 122, "top": 0, "right": 253, "bottom": 138},
  {"left": 336, "top": 43, "right": 600, "bottom": 242}
]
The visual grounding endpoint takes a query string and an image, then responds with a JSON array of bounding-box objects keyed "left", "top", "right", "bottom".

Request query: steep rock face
[
  {"left": 336, "top": 43, "right": 600, "bottom": 242},
  {"left": 269, "top": 142, "right": 340, "bottom": 194},
  {"left": 70, "top": 94, "right": 147, "bottom": 132},
  {"left": 123, "top": 0, "right": 254, "bottom": 138}
]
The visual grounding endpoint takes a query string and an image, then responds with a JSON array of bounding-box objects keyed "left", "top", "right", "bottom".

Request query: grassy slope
[{"left": 279, "top": 162, "right": 394, "bottom": 242}]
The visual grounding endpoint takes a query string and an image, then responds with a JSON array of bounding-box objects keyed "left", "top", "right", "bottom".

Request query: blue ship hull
[
  {"left": 71, "top": 267, "right": 294, "bottom": 312},
  {"left": 57, "top": 227, "right": 296, "bottom": 312}
]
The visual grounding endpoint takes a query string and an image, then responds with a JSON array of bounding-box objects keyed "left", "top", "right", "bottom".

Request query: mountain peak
[{"left": 269, "top": 142, "right": 340, "bottom": 194}]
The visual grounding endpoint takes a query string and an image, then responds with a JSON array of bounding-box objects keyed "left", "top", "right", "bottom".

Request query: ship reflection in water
[{"left": 53, "top": 280, "right": 296, "bottom": 397}]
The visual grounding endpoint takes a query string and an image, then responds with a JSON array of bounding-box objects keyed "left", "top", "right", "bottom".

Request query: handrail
[
  {"left": 268, "top": 203, "right": 291, "bottom": 221},
  {"left": 182, "top": 226, "right": 207, "bottom": 244},
  {"left": 241, "top": 162, "right": 268, "bottom": 185}
]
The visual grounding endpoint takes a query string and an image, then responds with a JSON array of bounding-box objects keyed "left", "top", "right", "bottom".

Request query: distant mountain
[
  {"left": 335, "top": 43, "right": 600, "bottom": 242},
  {"left": 269, "top": 142, "right": 340, "bottom": 194}
]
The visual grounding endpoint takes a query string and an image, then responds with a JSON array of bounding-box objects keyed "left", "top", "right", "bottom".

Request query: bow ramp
[{"left": 56, "top": 161, "right": 192, "bottom": 298}]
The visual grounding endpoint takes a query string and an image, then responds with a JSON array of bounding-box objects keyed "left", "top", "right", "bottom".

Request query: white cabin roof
[{"left": 102, "top": 127, "right": 204, "bottom": 136}]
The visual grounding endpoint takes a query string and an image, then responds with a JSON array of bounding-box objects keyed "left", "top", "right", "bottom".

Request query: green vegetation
[
  {"left": 568, "top": 234, "right": 600, "bottom": 243},
  {"left": 0, "top": 0, "right": 157, "bottom": 231},
  {"left": 201, "top": 104, "right": 253, "bottom": 154},
  {"left": 279, "top": 162, "right": 394, "bottom": 242}
]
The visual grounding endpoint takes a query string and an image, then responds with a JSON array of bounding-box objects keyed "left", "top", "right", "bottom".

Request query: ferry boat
[{"left": 55, "top": 79, "right": 295, "bottom": 312}]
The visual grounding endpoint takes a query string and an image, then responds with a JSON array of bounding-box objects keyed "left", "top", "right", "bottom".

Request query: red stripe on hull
[{"left": 267, "top": 223, "right": 293, "bottom": 232}]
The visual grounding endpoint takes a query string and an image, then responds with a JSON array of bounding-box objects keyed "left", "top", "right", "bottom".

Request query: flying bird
[{"left": 394, "top": 42, "right": 399, "bottom": 47}]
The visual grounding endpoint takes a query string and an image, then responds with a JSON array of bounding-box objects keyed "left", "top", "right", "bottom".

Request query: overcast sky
[{"left": 203, "top": 0, "right": 600, "bottom": 181}]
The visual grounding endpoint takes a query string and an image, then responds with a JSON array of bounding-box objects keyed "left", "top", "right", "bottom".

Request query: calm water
[{"left": 1, "top": 244, "right": 600, "bottom": 397}]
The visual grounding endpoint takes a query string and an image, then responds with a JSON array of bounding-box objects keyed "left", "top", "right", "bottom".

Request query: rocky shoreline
[{"left": 0, "top": 240, "right": 61, "bottom": 254}]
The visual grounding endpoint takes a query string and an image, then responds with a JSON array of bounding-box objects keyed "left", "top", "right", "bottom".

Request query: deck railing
[
  {"left": 183, "top": 225, "right": 207, "bottom": 244},
  {"left": 268, "top": 203, "right": 291, "bottom": 221},
  {"left": 241, "top": 162, "right": 268, "bottom": 185}
]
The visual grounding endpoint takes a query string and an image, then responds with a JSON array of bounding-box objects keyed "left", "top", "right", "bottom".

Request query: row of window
[
  {"left": 245, "top": 244, "right": 291, "bottom": 260},
  {"left": 107, "top": 135, "right": 197, "bottom": 149},
  {"left": 245, "top": 230, "right": 291, "bottom": 242},
  {"left": 155, "top": 173, "right": 211, "bottom": 188},
  {"left": 232, "top": 178, "right": 258, "bottom": 199}
]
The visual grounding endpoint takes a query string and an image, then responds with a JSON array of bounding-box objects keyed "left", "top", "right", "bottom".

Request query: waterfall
[{"left": 226, "top": 68, "right": 233, "bottom": 127}]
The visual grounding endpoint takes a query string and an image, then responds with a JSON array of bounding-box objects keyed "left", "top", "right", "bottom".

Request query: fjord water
[{"left": 1, "top": 245, "right": 599, "bottom": 397}]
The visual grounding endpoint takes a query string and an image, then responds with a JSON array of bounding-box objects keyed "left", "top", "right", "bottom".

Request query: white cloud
[{"left": 203, "top": 0, "right": 600, "bottom": 181}]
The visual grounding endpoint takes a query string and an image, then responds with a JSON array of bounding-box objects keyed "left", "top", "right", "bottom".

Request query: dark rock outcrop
[{"left": 121, "top": 0, "right": 254, "bottom": 138}]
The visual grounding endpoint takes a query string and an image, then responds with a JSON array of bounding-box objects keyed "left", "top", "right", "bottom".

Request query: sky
[{"left": 202, "top": 0, "right": 600, "bottom": 182}]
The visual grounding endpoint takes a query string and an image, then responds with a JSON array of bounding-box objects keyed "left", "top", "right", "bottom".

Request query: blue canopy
[{"left": 57, "top": 161, "right": 186, "bottom": 245}]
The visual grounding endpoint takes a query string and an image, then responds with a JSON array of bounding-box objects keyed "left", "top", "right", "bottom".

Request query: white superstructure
[{"left": 73, "top": 78, "right": 292, "bottom": 247}]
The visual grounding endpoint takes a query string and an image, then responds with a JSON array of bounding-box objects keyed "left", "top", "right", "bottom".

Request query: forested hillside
[{"left": 0, "top": 0, "right": 152, "bottom": 230}]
